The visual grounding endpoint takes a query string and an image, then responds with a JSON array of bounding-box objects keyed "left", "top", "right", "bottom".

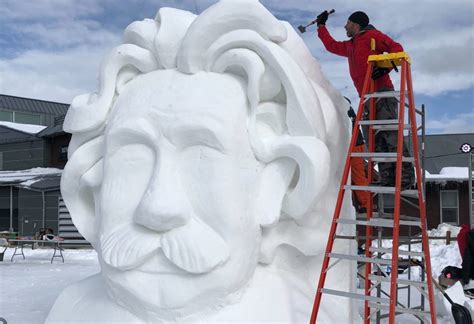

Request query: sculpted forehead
[{"left": 110, "top": 69, "right": 249, "bottom": 127}]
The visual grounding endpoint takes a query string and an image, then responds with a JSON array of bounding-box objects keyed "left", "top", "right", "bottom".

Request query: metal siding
[
  {"left": 3, "top": 160, "right": 45, "bottom": 171},
  {"left": 17, "top": 189, "right": 60, "bottom": 235},
  {"left": 423, "top": 133, "right": 474, "bottom": 173},
  {"left": 3, "top": 147, "right": 44, "bottom": 162},
  {"left": 58, "top": 197, "right": 88, "bottom": 242},
  {"left": 0, "top": 186, "right": 18, "bottom": 232},
  {"left": 18, "top": 189, "right": 42, "bottom": 236},
  {"left": 0, "top": 140, "right": 43, "bottom": 152},
  {"left": 0, "top": 95, "right": 69, "bottom": 116},
  {"left": 0, "top": 139, "right": 46, "bottom": 170},
  {"left": 0, "top": 127, "right": 36, "bottom": 143}
]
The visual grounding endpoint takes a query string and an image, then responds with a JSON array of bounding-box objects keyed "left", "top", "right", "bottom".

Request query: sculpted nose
[{"left": 133, "top": 153, "right": 190, "bottom": 232}]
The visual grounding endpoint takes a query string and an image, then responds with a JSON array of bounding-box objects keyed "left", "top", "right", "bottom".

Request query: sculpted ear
[
  {"left": 256, "top": 136, "right": 331, "bottom": 226},
  {"left": 60, "top": 136, "right": 103, "bottom": 246}
]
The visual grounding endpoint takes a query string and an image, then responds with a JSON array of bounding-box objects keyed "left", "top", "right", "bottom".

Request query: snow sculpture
[{"left": 47, "top": 0, "right": 356, "bottom": 322}]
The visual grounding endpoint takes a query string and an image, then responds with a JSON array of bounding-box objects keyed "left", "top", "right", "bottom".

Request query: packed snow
[
  {"left": 426, "top": 167, "right": 472, "bottom": 181},
  {"left": 0, "top": 248, "right": 99, "bottom": 324},
  {"left": 0, "top": 121, "right": 47, "bottom": 134},
  {"left": 0, "top": 168, "right": 62, "bottom": 185},
  {"left": 1, "top": 223, "right": 473, "bottom": 323}
]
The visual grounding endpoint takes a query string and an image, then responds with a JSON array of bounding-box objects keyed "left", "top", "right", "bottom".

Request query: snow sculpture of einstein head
[{"left": 60, "top": 0, "right": 351, "bottom": 321}]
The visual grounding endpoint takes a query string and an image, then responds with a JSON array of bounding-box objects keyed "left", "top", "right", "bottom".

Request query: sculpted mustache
[{"left": 99, "top": 217, "right": 230, "bottom": 274}]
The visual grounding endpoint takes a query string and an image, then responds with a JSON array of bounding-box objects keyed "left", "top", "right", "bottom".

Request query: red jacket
[
  {"left": 317, "top": 25, "right": 403, "bottom": 96},
  {"left": 458, "top": 224, "right": 471, "bottom": 258}
]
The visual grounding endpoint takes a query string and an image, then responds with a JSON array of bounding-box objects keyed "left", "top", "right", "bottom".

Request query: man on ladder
[
  {"left": 309, "top": 10, "right": 439, "bottom": 324},
  {"left": 316, "top": 10, "right": 415, "bottom": 192}
]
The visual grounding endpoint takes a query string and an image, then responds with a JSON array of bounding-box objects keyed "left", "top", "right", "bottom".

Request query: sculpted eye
[{"left": 172, "top": 128, "right": 226, "bottom": 153}]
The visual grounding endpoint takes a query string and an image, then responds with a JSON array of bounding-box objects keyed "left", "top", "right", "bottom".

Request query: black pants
[
  {"left": 462, "top": 231, "right": 474, "bottom": 284},
  {"left": 362, "top": 88, "right": 415, "bottom": 186}
]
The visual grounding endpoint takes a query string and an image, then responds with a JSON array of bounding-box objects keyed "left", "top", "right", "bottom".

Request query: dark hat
[{"left": 348, "top": 11, "right": 369, "bottom": 28}]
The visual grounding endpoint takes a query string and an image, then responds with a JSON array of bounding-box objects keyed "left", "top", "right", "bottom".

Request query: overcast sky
[{"left": 0, "top": 0, "right": 472, "bottom": 134}]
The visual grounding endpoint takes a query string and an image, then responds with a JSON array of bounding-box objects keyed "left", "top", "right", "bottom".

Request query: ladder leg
[
  {"left": 388, "top": 61, "right": 408, "bottom": 324},
  {"left": 364, "top": 81, "right": 377, "bottom": 324},
  {"left": 406, "top": 63, "right": 437, "bottom": 324},
  {"left": 310, "top": 61, "right": 375, "bottom": 324}
]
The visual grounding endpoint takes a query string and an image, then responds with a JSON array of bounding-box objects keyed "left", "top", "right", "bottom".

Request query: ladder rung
[
  {"left": 401, "top": 189, "right": 419, "bottom": 197},
  {"left": 364, "top": 91, "right": 403, "bottom": 100},
  {"left": 369, "top": 212, "right": 421, "bottom": 221},
  {"left": 372, "top": 124, "right": 410, "bottom": 131},
  {"left": 337, "top": 218, "right": 421, "bottom": 228},
  {"left": 345, "top": 185, "right": 395, "bottom": 193},
  {"left": 368, "top": 274, "right": 428, "bottom": 287},
  {"left": 351, "top": 152, "right": 415, "bottom": 163},
  {"left": 359, "top": 119, "right": 398, "bottom": 125},
  {"left": 321, "top": 288, "right": 389, "bottom": 303},
  {"left": 368, "top": 302, "right": 431, "bottom": 318},
  {"left": 358, "top": 120, "right": 410, "bottom": 131},
  {"left": 328, "top": 253, "right": 392, "bottom": 265},
  {"left": 369, "top": 247, "right": 425, "bottom": 258},
  {"left": 345, "top": 185, "right": 420, "bottom": 197}
]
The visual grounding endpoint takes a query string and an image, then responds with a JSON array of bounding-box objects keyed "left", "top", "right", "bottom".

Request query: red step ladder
[{"left": 310, "top": 52, "right": 437, "bottom": 324}]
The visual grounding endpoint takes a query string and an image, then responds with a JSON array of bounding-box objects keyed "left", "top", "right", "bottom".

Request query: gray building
[
  {"left": 0, "top": 94, "right": 70, "bottom": 238},
  {"left": 0, "top": 94, "right": 68, "bottom": 126},
  {"left": 421, "top": 133, "right": 474, "bottom": 228}
]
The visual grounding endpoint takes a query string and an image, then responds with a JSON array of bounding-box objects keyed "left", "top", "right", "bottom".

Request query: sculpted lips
[{"left": 100, "top": 217, "right": 230, "bottom": 274}]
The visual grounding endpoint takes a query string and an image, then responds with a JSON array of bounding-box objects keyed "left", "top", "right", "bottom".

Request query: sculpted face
[
  {"left": 98, "top": 69, "right": 264, "bottom": 315},
  {"left": 52, "top": 2, "right": 355, "bottom": 323}
]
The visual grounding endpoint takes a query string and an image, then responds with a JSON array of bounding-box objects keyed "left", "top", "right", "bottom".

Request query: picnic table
[{"left": 7, "top": 239, "right": 64, "bottom": 263}]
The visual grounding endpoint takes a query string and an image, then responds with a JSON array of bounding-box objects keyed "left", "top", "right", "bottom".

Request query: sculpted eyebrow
[
  {"left": 169, "top": 123, "right": 226, "bottom": 151},
  {"left": 108, "top": 119, "right": 159, "bottom": 147}
]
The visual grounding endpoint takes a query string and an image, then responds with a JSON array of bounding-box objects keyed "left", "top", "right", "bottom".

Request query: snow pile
[
  {"left": 428, "top": 223, "right": 462, "bottom": 242},
  {"left": 372, "top": 223, "right": 462, "bottom": 276},
  {"left": 426, "top": 167, "right": 470, "bottom": 180},
  {"left": 366, "top": 223, "right": 474, "bottom": 321},
  {"left": 0, "top": 121, "right": 47, "bottom": 134},
  {"left": 0, "top": 168, "right": 62, "bottom": 187}
]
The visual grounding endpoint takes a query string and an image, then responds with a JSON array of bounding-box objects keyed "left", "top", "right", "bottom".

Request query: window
[
  {"left": 59, "top": 145, "right": 68, "bottom": 161},
  {"left": 440, "top": 190, "right": 459, "bottom": 224},
  {"left": 0, "top": 110, "right": 13, "bottom": 122},
  {"left": 14, "top": 112, "right": 41, "bottom": 125}
]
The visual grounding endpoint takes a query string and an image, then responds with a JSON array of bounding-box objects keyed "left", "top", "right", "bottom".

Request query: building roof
[
  {"left": 0, "top": 168, "right": 62, "bottom": 191},
  {"left": 418, "top": 133, "right": 474, "bottom": 174},
  {"left": 425, "top": 167, "right": 472, "bottom": 182},
  {"left": 37, "top": 115, "right": 67, "bottom": 137},
  {"left": 0, "top": 94, "right": 69, "bottom": 116},
  {"left": 0, "top": 124, "right": 38, "bottom": 144},
  {"left": 0, "top": 121, "right": 47, "bottom": 134}
]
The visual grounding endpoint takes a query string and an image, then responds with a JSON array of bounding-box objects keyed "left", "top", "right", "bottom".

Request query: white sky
[{"left": 0, "top": 0, "right": 473, "bottom": 134}]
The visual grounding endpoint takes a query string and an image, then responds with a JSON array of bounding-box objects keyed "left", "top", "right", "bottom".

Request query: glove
[
  {"left": 316, "top": 11, "right": 329, "bottom": 26},
  {"left": 371, "top": 66, "right": 390, "bottom": 80},
  {"left": 347, "top": 108, "right": 356, "bottom": 119}
]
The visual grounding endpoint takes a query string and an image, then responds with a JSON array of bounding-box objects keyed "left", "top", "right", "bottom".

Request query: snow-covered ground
[
  {"left": 0, "top": 224, "right": 473, "bottom": 323},
  {"left": 0, "top": 248, "right": 99, "bottom": 324}
]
